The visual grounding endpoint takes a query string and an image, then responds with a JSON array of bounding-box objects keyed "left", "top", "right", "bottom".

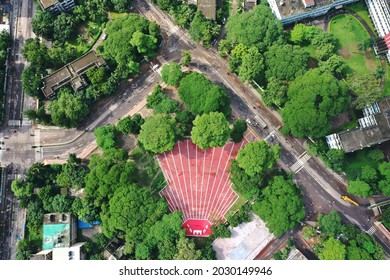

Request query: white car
[{"left": 246, "top": 119, "right": 252, "bottom": 125}]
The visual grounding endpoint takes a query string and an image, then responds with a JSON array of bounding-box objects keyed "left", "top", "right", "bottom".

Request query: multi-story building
[
  {"left": 326, "top": 97, "right": 390, "bottom": 153},
  {"left": 189, "top": 0, "right": 216, "bottom": 20},
  {"left": 267, "top": 0, "right": 359, "bottom": 25},
  {"left": 366, "top": 0, "right": 390, "bottom": 63},
  {"left": 41, "top": 50, "right": 106, "bottom": 98},
  {"left": 30, "top": 213, "right": 85, "bottom": 260},
  {"left": 39, "top": 0, "right": 76, "bottom": 14}
]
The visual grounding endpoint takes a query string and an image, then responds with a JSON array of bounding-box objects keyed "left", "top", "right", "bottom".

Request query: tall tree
[
  {"left": 347, "top": 180, "right": 373, "bottom": 197},
  {"left": 161, "top": 62, "right": 183, "bottom": 86},
  {"left": 49, "top": 89, "right": 89, "bottom": 128},
  {"left": 178, "top": 72, "right": 231, "bottom": 116},
  {"left": 252, "top": 176, "right": 305, "bottom": 236},
  {"left": 238, "top": 47, "right": 265, "bottom": 82},
  {"left": 282, "top": 69, "right": 349, "bottom": 138},
  {"left": 264, "top": 44, "right": 309, "bottom": 81},
  {"left": 191, "top": 112, "right": 231, "bottom": 150},
  {"left": 94, "top": 125, "right": 120, "bottom": 151},
  {"left": 236, "top": 141, "right": 279, "bottom": 177},
  {"left": 226, "top": 4, "right": 284, "bottom": 52},
  {"left": 317, "top": 237, "right": 346, "bottom": 260},
  {"left": 138, "top": 114, "right": 177, "bottom": 154},
  {"left": 318, "top": 211, "right": 345, "bottom": 238},
  {"left": 189, "top": 11, "right": 220, "bottom": 47},
  {"left": 346, "top": 74, "right": 381, "bottom": 109}
]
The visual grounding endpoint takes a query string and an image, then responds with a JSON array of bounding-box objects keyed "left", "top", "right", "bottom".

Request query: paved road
[{"left": 1, "top": 0, "right": 389, "bottom": 259}]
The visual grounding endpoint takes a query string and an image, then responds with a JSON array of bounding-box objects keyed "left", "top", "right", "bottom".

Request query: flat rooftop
[
  {"left": 197, "top": 0, "right": 216, "bottom": 20},
  {"left": 339, "top": 98, "right": 390, "bottom": 152},
  {"left": 39, "top": 0, "right": 59, "bottom": 9},
  {"left": 41, "top": 50, "right": 105, "bottom": 98},
  {"left": 42, "top": 213, "right": 71, "bottom": 250},
  {"left": 212, "top": 213, "right": 274, "bottom": 260},
  {"left": 273, "top": 0, "right": 333, "bottom": 18}
]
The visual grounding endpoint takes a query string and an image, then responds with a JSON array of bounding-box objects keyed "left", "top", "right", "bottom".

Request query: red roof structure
[
  {"left": 385, "top": 33, "right": 390, "bottom": 50},
  {"left": 157, "top": 139, "right": 246, "bottom": 237}
]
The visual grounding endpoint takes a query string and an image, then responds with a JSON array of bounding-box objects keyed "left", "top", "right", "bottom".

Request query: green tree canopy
[
  {"left": 318, "top": 210, "right": 345, "bottom": 238},
  {"left": 178, "top": 72, "right": 231, "bottom": 116},
  {"left": 138, "top": 114, "right": 177, "bottom": 154},
  {"left": 226, "top": 4, "right": 283, "bottom": 52},
  {"left": 252, "top": 176, "right": 305, "bottom": 236},
  {"left": 94, "top": 125, "right": 120, "bottom": 151},
  {"left": 189, "top": 11, "right": 220, "bottom": 47},
  {"left": 318, "top": 54, "right": 347, "bottom": 74},
  {"left": 378, "top": 162, "right": 390, "bottom": 196},
  {"left": 230, "top": 119, "right": 247, "bottom": 143},
  {"left": 236, "top": 141, "right": 279, "bottom": 177},
  {"left": 102, "top": 184, "right": 168, "bottom": 241},
  {"left": 282, "top": 69, "right": 349, "bottom": 138},
  {"left": 49, "top": 88, "right": 89, "bottom": 128},
  {"left": 31, "top": 10, "right": 55, "bottom": 39},
  {"left": 117, "top": 114, "right": 144, "bottom": 135},
  {"left": 263, "top": 78, "right": 288, "bottom": 108},
  {"left": 191, "top": 112, "right": 231, "bottom": 150},
  {"left": 228, "top": 159, "right": 262, "bottom": 200},
  {"left": 103, "top": 14, "right": 160, "bottom": 74},
  {"left": 317, "top": 237, "right": 346, "bottom": 260},
  {"left": 346, "top": 74, "right": 381, "bottom": 109},
  {"left": 348, "top": 180, "right": 373, "bottom": 197},
  {"left": 161, "top": 62, "right": 183, "bottom": 86},
  {"left": 264, "top": 44, "right": 309, "bottom": 81}
]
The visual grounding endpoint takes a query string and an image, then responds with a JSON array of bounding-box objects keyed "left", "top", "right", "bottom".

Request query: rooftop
[
  {"left": 42, "top": 213, "right": 72, "bottom": 250},
  {"left": 271, "top": 0, "right": 333, "bottom": 18},
  {"left": 335, "top": 98, "right": 390, "bottom": 152},
  {"left": 41, "top": 50, "right": 105, "bottom": 98},
  {"left": 197, "top": 0, "right": 216, "bottom": 20},
  {"left": 39, "top": 0, "right": 59, "bottom": 9}
]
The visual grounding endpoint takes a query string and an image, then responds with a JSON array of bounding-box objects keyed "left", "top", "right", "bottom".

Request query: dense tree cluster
[
  {"left": 178, "top": 72, "right": 231, "bottom": 116},
  {"left": 252, "top": 176, "right": 305, "bottom": 237},
  {"left": 48, "top": 88, "right": 90, "bottom": 128},
  {"left": 117, "top": 114, "right": 144, "bottom": 135},
  {"left": 153, "top": 0, "right": 219, "bottom": 47},
  {"left": 281, "top": 69, "right": 349, "bottom": 138},
  {"left": 103, "top": 14, "right": 160, "bottom": 76},
  {"left": 313, "top": 211, "right": 384, "bottom": 260},
  {"left": 146, "top": 85, "right": 179, "bottom": 114}
]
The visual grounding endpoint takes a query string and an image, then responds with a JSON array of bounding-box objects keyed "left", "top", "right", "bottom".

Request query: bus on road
[{"left": 254, "top": 115, "right": 267, "bottom": 129}]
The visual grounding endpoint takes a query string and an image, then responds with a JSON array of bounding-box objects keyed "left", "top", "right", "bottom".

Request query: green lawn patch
[
  {"left": 130, "top": 147, "right": 166, "bottom": 193},
  {"left": 224, "top": 194, "right": 247, "bottom": 220},
  {"left": 329, "top": 14, "right": 380, "bottom": 75},
  {"left": 383, "top": 63, "right": 390, "bottom": 97},
  {"left": 345, "top": 1, "right": 376, "bottom": 34},
  {"left": 109, "top": 12, "right": 128, "bottom": 20}
]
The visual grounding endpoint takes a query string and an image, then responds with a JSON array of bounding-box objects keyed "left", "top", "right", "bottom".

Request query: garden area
[{"left": 329, "top": 14, "right": 380, "bottom": 76}]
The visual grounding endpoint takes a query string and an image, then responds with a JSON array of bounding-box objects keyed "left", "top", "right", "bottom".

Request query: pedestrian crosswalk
[
  {"left": 366, "top": 226, "right": 377, "bottom": 235},
  {"left": 290, "top": 152, "right": 311, "bottom": 173}
]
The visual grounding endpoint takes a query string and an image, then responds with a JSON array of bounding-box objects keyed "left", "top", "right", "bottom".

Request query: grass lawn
[
  {"left": 345, "top": 1, "right": 377, "bottom": 34},
  {"left": 224, "top": 194, "right": 247, "bottom": 220},
  {"left": 383, "top": 63, "right": 390, "bottom": 97},
  {"left": 109, "top": 12, "right": 128, "bottom": 20},
  {"left": 329, "top": 14, "right": 380, "bottom": 76},
  {"left": 130, "top": 147, "right": 166, "bottom": 193}
]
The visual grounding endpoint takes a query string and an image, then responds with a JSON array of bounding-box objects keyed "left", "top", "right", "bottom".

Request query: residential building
[
  {"left": 243, "top": 0, "right": 257, "bottom": 11},
  {"left": 189, "top": 0, "right": 216, "bottom": 20},
  {"left": 326, "top": 97, "right": 390, "bottom": 152},
  {"left": 39, "top": 0, "right": 76, "bottom": 13},
  {"left": 366, "top": 0, "right": 390, "bottom": 63},
  {"left": 287, "top": 248, "right": 308, "bottom": 260},
  {"left": 30, "top": 213, "right": 85, "bottom": 260},
  {"left": 267, "top": 0, "right": 359, "bottom": 25},
  {"left": 41, "top": 50, "right": 106, "bottom": 98}
]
